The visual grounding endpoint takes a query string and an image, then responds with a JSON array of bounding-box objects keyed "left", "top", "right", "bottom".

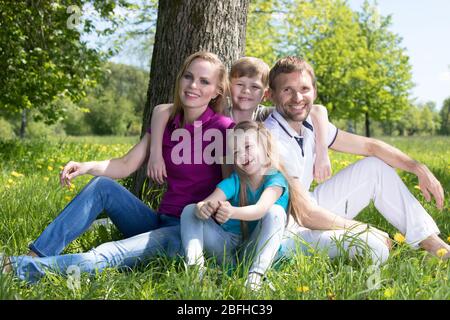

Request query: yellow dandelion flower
[
  {"left": 7, "top": 179, "right": 14, "bottom": 184},
  {"left": 11, "top": 171, "right": 24, "bottom": 178},
  {"left": 414, "top": 185, "right": 421, "bottom": 190},
  {"left": 383, "top": 288, "right": 395, "bottom": 298},
  {"left": 64, "top": 196, "right": 72, "bottom": 202},
  {"left": 436, "top": 248, "right": 448, "bottom": 258},
  {"left": 447, "top": 236, "right": 450, "bottom": 243},
  {"left": 47, "top": 166, "right": 53, "bottom": 171},
  {"left": 394, "top": 233, "right": 406, "bottom": 243},
  {"left": 59, "top": 166, "right": 64, "bottom": 170},
  {"left": 43, "top": 177, "right": 50, "bottom": 182},
  {"left": 297, "top": 286, "right": 309, "bottom": 293},
  {"left": 327, "top": 292, "right": 336, "bottom": 300}
]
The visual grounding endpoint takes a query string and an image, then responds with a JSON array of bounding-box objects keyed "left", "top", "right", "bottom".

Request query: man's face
[{"left": 269, "top": 71, "right": 316, "bottom": 124}]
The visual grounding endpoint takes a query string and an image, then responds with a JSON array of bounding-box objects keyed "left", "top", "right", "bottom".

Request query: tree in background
[
  {"left": 0, "top": 0, "right": 133, "bottom": 138},
  {"left": 281, "top": 0, "right": 413, "bottom": 137},
  {"left": 439, "top": 97, "right": 450, "bottom": 135},
  {"left": 132, "top": 0, "right": 251, "bottom": 197}
]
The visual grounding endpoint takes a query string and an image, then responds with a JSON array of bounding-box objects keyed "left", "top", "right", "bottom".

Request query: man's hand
[
  {"left": 215, "top": 201, "right": 235, "bottom": 224},
  {"left": 196, "top": 200, "right": 220, "bottom": 220},
  {"left": 415, "top": 163, "right": 444, "bottom": 210}
]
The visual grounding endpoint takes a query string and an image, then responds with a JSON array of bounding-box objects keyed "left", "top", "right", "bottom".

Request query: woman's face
[{"left": 179, "top": 58, "right": 220, "bottom": 110}]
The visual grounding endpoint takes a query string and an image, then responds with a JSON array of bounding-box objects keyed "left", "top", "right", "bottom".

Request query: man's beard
[{"left": 281, "top": 103, "right": 312, "bottom": 123}]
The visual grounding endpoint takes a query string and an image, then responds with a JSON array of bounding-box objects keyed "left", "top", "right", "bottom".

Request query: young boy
[{"left": 147, "top": 56, "right": 332, "bottom": 185}]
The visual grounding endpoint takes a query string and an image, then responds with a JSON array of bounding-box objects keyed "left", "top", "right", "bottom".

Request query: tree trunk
[
  {"left": 365, "top": 111, "right": 371, "bottom": 137},
  {"left": 20, "top": 109, "right": 27, "bottom": 139},
  {"left": 131, "top": 0, "right": 250, "bottom": 197}
]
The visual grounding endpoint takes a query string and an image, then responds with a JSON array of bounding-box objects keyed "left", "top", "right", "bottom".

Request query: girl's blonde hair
[
  {"left": 232, "top": 121, "right": 312, "bottom": 237},
  {"left": 171, "top": 51, "right": 229, "bottom": 121}
]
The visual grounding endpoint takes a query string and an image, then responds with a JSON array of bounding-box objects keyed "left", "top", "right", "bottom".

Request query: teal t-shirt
[{"left": 216, "top": 170, "right": 289, "bottom": 235}]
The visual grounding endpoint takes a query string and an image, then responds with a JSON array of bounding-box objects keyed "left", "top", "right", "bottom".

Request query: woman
[{"left": 1, "top": 51, "right": 234, "bottom": 283}]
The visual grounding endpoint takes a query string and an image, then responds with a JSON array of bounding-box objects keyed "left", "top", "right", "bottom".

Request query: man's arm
[{"left": 330, "top": 130, "right": 444, "bottom": 209}]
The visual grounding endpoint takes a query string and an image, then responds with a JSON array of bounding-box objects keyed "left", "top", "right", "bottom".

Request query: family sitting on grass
[{"left": 1, "top": 52, "right": 448, "bottom": 290}]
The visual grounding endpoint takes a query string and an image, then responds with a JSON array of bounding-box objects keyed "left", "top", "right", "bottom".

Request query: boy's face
[
  {"left": 269, "top": 71, "right": 316, "bottom": 123},
  {"left": 230, "top": 76, "right": 266, "bottom": 112}
]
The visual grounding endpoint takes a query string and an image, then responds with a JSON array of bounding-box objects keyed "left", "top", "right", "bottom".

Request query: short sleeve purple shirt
[{"left": 147, "top": 107, "right": 234, "bottom": 218}]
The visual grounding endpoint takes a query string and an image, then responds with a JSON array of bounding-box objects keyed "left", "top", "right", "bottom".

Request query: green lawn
[{"left": 0, "top": 136, "right": 448, "bottom": 299}]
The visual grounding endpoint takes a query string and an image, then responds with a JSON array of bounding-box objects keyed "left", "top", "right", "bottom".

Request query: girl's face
[
  {"left": 234, "top": 132, "right": 267, "bottom": 177},
  {"left": 179, "top": 58, "right": 221, "bottom": 110},
  {"left": 230, "top": 76, "right": 265, "bottom": 112}
]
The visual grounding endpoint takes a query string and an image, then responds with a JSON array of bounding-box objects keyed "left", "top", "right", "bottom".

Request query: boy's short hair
[
  {"left": 269, "top": 56, "right": 317, "bottom": 91},
  {"left": 230, "top": 57, "right": 270, "bottom": 88}
]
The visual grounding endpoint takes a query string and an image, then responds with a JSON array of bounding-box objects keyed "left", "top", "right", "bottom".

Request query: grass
[{"left": 0, "top": 135, "right": 448, "bottom": 300}]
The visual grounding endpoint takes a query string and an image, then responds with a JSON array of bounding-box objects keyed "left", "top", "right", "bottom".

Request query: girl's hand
[
  {"left": 313, "top": 147, "right": 332, "bottom": 183},
  {"left": 60, "top": 161, "right": 88, "bottom": 187},
  {"left": 146, "top": 153, "right": 167, "bottom": 185},
  {"left": 196, "top": 201, "right": 219, "bottom": 220},
  {"left": 215, "top": 201, "right": 234, "bottom": 224}
]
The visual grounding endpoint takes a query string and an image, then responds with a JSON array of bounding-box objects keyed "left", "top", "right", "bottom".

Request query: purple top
[{"left": 147, "top": 106, "right": 234, "bottom": 218}]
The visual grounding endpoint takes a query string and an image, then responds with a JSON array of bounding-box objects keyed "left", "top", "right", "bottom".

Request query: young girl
[
  {"left": 0, "top": 51, "right": 234, "bottom": 283},
  {"left": 146, "top": 57, "right": 332, "bottom": 186},
  {"left": 180, "top": 121, "right": 300, "bottom": 290}
]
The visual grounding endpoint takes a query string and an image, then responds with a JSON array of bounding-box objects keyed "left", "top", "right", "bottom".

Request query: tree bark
[
  {"left": 365, "top": 111, "right": 371, "bottom": 137},
  {"left": 20, "top": 109, "right": 27, "bottom": 139},
  {"left": 131, "top": 0, "right": 250, "bottom": 197}
]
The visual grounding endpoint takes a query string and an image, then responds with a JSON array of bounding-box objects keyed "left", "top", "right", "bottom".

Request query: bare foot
[
  {"left": 1, "top": 255, "right": 12, "bottom": 273},
  {"left": 27, "top": 250, "right": 38, "bottom": 258},
  {"left": 420, "top": 234, "right": 450, "bottom": 259}
]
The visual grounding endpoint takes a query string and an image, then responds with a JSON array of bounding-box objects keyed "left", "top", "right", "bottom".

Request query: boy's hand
[
  {"left": 313, "top": 148, "right": 332, "bottom": 183},
  {"left": 196, "top": 201, "right": 220, "bottom": 220},
  {"left": 215, "top": 201, "right": 234, "bottom": 224},
  {"left": 147, "top": 153, "right": 167, "bottom": 185}
]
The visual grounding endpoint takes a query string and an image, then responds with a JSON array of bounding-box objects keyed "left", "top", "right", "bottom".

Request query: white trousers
[{"left": 281, "top": 157, "right": 440, "bottom": 264}]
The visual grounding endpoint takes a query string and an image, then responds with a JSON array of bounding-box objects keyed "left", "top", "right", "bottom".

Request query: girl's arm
[
  {"left": 309, "top": 104, "right": 332, "bottom": 183},
  {"left": 215, "top": 186, "right": 282, "bottom": 222},
  {"left": 60, "top": 133, "right": 151, "bottom": 186},
  {"left": 195, "top": 188, "right": 228, "bottom": 220},
  {"left": 147, "top": 104, "right": 173, "bottom": 184}
]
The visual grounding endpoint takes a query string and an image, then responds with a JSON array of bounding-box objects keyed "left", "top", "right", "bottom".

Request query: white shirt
[{"left": 264, "top": 110, "right": 338, "bottom": 191}]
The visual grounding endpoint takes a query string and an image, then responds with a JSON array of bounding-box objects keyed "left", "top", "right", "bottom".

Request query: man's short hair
[
  {"left": 269, "top": 56, "right": 317, "bottom": 91},
  {"left": 230, "top": 57, "right": 270, "bottom": 88}
]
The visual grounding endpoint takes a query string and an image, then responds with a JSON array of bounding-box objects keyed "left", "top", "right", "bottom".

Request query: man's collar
[{"left": 272, "top": 110, "right": 304, "bottom": 138}]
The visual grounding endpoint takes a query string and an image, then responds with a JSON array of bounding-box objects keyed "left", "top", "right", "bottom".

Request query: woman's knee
[{"left": 360, "top": 156, "right": 395, "bottom": 176}]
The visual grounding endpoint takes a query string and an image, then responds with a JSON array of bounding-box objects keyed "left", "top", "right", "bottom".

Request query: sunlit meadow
[{"left": 0, "top": 136, "right": 448, "bottom": 299}]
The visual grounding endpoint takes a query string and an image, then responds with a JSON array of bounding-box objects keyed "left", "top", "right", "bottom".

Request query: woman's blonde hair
[
  {"left": 231, "top": 121, "right": 312, "bottom": 237},
  {"left": 171, "top": 51, "right": 229, "bottom": 121}
]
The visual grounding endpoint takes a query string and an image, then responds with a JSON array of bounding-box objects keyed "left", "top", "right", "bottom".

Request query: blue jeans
[
  {"left": 10, "top": 176, "right": 182, "bottom": 283},
  {"left": 180, "top": 203, "right": 286, "bottom": 275}
]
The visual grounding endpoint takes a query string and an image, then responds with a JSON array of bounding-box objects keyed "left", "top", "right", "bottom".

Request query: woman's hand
[
  {"left": 215, "top": 201, "right": 235, "bottom": 224},
  {"left": 196, "top": 201, "right": 219, "bottom": 220},
  {"left": 147, "top": 153, "right": 167, "bottom": 185},
  {"left": 60, "top": 161, "right": 89, "bottom": 187}
]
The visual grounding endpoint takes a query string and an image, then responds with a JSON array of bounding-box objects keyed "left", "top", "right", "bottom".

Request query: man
[{"left": 264, "top": 56, "right": 448, "bottom": 260}]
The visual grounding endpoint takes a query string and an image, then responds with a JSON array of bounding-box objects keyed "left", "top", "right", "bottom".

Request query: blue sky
[{"left": 348, "top": 0, "right": 450, "bottom": 109}]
